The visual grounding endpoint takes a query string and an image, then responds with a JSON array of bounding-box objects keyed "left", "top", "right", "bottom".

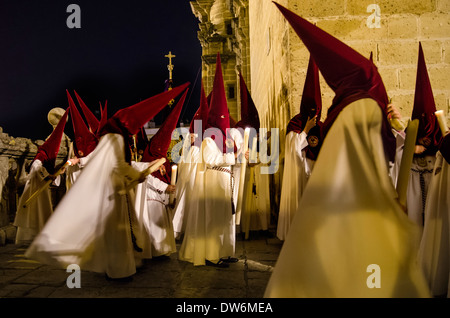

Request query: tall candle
[
  {"left": 435, "top": 110, "right": 449, "bottom": 135},
  {"left": 250, "top": 137, "right": 257, "bottom": 162},
  {"left": 170, "top": 165, "right": 177, "bottom": 205}
]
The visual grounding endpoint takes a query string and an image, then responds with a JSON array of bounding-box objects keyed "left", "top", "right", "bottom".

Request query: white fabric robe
[
  {"left": 172, "top": 134, "right": 201, "bottom": 239},
  {"left": 277, "top": 131, "right": 315, "bottom": 240},
  {"left": 265, "top": 99, "right": 430, "bottom": 298},
  {"left": 389, "top": 129, "right": 406, "bottom": 187},
  {"left": 418, "top": 151, "right": 450, "bottom": 297},
  {"left": 229, "top": 128, "right": 244, "bottom": 212},
  {"left": 25, "top": 134, "right": 145, "bottom": 279},
  {"left": 144, "top": 173, "right": 177, "bottom": 257},
  {"left": 178, "top": 137, "right": 236, "bottom": 265},
  {"left": 241, "top": 163, "right": 271, "bottom": 233},
  {"left": 14, "top": 160, "right": 57, "bottom": 244},
  {"left": 406, "top": 155, "right": 436, "bottom": 227}
]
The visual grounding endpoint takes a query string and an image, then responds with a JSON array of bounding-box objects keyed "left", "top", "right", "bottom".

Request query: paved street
[{"left": 0, "top": 229, "right": 282, "bottom": 299}]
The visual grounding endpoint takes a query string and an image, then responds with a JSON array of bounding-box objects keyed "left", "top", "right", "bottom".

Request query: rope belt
[
  {"left": 207, "top": 166, "right": 236, "bottom": 215},
  {"left": 147, "top": 198, "right": 167, "bottom": 206},
  {"left": 411, "top": 168, "right": 433, "bottom": 224}
]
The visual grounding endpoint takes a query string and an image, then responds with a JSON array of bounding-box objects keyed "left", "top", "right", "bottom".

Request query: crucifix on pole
[{"left": 165, "top": 51, "right": 176, "bottom": 81}]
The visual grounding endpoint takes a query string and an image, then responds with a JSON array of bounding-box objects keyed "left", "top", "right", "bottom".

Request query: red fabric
[
  {"left": 142, "top": 88, "right": 189, "bottom": 183},
  {"left": 34, "top": 107, "right": 70, "bottom": 174},
  {"left": 412, "top": 43, "right": 442, "bottom": 156},
  {"left": 206, "top": 53, "right": 231, "bottom": 153},
  {"left": 235, "top": 73, "right": 261, "bottom": 131},
  {"left": 274, "top": 2, "right": 396, "bottom": 162},
  {"left": 67, "top": 90, "right": 98, "bottom": 157},
  {"left": 286, "top": 56, "right": 322, "bottom": 135},
  {"left": 74, "top": 90, "right": 99, "bottom": 134},
  {"left": 96, "top": 100, "right": 108, "bottom": 139},
  {"left": 143, "top": 88, "right": 188, "bottom": 161},
  {"left": 189, "top": 81, "right": 209, "bottom": 135}
]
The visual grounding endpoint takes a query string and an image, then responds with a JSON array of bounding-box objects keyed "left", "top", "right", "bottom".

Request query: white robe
[
  {"left": 144, "top": 173, "right": 177, "bottom": 257},
  {"left": 265, "top": 99, "right": 430, "bottom": 298},
  {"left": 389, "top": 129, "right": 406, "bottom": 187},
  {"left": 277, "top": 131, "right": 315, "bottom": 240},
  {"left": 418, "top": 151, "right": 450, "bottom": 297},
  {"left": 178, "top": 137, "right": 236, "bottom": 265},
  {"left": 14, "top": 160, "right": 57, "bottom": 244},
  {"left": 406, "top": 155, "right": 436, "bottom": 227},
  {"left": 241, "top": 163, "right": 271, "bottom": 233},
  {"left": 172, "top": 134, "right": 201, "bottom": 239},
  {"left": 25, "top": 134, "right": 145, "bottom": 279},
  {"left": 229, "top": 128, "right": 244, "bottom": 212}
]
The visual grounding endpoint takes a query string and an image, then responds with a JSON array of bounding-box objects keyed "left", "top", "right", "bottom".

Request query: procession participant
[
  {"left": 14, "top": 108, "right": 73, "bottom": 244},
  {"left": 25, "top": 83, "right": 189, "bottom": 281},
  {"left": 134, "top": 88, "right": 188, "bottom": 258},
  {"left": 179, "top": 53, "right": 237, "bottom": 268},
  {"left": 265, "top": 3, "right": 430, "bottom": 297},
  {"left": 406, "top": 43, "right": 443, "bottom": 227},
  {"left": 277, "top": 55, "right": 322, "bottom": 241},
  {"left": 172, "top": 81, "right": 208, "bottom": 240}
]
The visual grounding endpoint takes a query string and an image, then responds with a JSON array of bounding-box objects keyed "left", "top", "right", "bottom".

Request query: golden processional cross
[{"left": 165, "top": 51, "right": 176, "bottom": 81}]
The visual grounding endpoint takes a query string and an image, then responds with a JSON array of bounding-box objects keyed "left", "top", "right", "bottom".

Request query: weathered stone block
[
  {"left": 290, "top": 0, "right": 346, "bottom": 17},
  {"left": 378, "top": 41, "right": 419, "bottom": 65},
  {"left": 387, "top": 15, "right": 418, "bottom": 39},
  {"left": 420, "top": 12, "right": 450, "bottom": 38},
  {"left": 347, "top": 0, "right": 436, "bottom": 16}
]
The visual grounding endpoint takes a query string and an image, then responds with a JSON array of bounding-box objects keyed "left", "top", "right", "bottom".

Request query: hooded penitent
[
  {"left": 142, "top": 88, "right": 189, "bottom": 184},
  {"left": 97, "top": 82, "right": 190, "bottom": 162},
  {"left": 67, "top": 90, "right": 99, "bottom": 158},
  {"left": 286, "top": 55, "right": 323, "bottom": 160},
  {"left": 274, "top": 2, "right": 396, "bottom": 163},
  {"left": 235, "top": 73, "right": 260, "bottom": 132},
  {"left": 96, "top": 101, "right": 108, "bottom": 139},
  {"left": 34, "top": 107, "right": 70, "bottom": 174},
  {"left": 411, "top": 42, "right": 443, "bottom": 156},
  {"left": 206, "top": 52, "right": 232, "bottom": 153},
  {"left": 189, "top": 80, "right": 209, "bottom": 136},
  {"left": 74, "top": 90, "right": 100, "bottom": 134}
]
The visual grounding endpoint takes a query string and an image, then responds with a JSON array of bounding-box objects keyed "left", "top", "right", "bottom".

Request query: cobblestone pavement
[{"left": 0, "top": 229, "right": 282, "bottom": 299}]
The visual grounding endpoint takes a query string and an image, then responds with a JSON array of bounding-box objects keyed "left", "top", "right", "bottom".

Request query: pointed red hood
[
  {"left": 96, "top": 100, "right": 108, "bottom": 139},
  {"left": 286, "top": 55, "right": 322, "bottom": 135},
  {"left": 73, "top": 90, "right": 99, "bottom": 134},
  {"left": 206, "top": 52, "right": 231, "bottom": 153},
  {"left": 98, "top": 82, "right": 190, "bottom": 138},
  {"left": 143, "top": 88, "right": 189, "bottom": 183},
  {"left": 189, "top": 80, "right": 209, "bottom": 135},
  {"left": 67, "top": 90, "right": 98, "bottom": 157},
  {"left": 274, "top": 2, "right": 396, "bottom": 162},
  {"left": 412, "top": 42, "right": 442, "bottom": 155},
  {"left": 34, "top": 107, "right": 70, "bottom": 174},
  {"left": 235, "top": 73, "right": 260, "bottom": 131}
]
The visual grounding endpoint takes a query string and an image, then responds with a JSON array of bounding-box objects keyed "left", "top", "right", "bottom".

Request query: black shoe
[
  {"left": 205, "top": 260, "right": 229, "bottom": 268},
  {"left": 220, "top": 256, "right": 239, "bottom": 263}
]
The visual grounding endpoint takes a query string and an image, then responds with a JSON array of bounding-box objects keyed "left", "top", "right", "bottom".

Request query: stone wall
[{"left": 248, "top": 0, "right": 450, "bottom": 216}]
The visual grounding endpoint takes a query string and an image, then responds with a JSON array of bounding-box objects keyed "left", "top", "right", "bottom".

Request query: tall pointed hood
[
  {"left": 96, "top": 101, "right": 108, "bottom": 139},
  {"left": 286, "top": 55, "right": 322, "bottom": 135},
  {"left": 67, "top": 90, "right": 98, "bottom": 157},
  {"left": 34, "top": 107, "right": 70, "bottom": 174},
  {"left": 142, "top": 88, "right": 189, "bottom": 184},
  {"left": 189, "top": 80, "right": 209, "bottom": 135},
  {"left": 98, "top": 82, "right": 190, "bottom": 138},
  {"left": 73, "top": 90, "right": 100, "bottom": 134},
  {"left": 235, "top": 73, "right": 261, "bottom": 131},
  {"left": 143, "top": 88, "right": 189, "bottom": 161},
  {"left": 274, "top": 2, "right": 396, "bottom": 162},
  {"left": 206, "top": 52, "right": 231, "bottom": 152},
  {"left": 412, "top": 42, "right": 442, "bottom": 155}
]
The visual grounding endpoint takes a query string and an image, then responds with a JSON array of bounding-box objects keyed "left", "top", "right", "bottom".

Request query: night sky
[{"left": 0, "top": 0, "right": 202, "bottom": 141}]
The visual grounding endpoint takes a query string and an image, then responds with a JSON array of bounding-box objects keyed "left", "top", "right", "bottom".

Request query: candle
[
  {"left": 236, "top": 128, "right": 250, "bottom": 225},
  {"left": 169, "top": 165, "right": 177, "bottom": 205},
  {"left": 435, "top": 110, "right": 449, "bottom": 135},
  {"left": 250, "top": 137, "right": 257, "bottom": 162}
]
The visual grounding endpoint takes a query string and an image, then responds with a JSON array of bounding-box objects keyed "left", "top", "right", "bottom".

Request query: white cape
[
  {"left": 26, "top": 134, "right": 144, "bottom": 279},
  {"left": 418, "top": 151, "right": 450, "bottom": 297},
  {"left": 265, "top": 99, "right": 430, "bottom": 298},
  {"left": 277, "top": 131, "right": 315, "bottom": 240}
]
